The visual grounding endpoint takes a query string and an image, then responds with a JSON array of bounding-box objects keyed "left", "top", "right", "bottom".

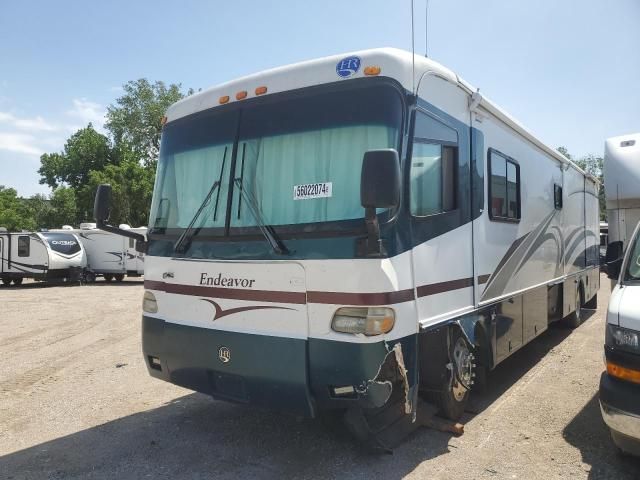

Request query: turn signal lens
[
  {"left": 364, "top": 66, "right": 381, "bottom": 76},
  {"left": 219, "top": 95, "right": 230, "bottom": 104},
  {"left": 236, "top": 91, "right": 247, "bottom": 100},
  {"left": 143, "top": 290, "right": 158, "bottom": 313},
  {"left": 607, "top": 360, "right": 640, "bottom": 385},
  {"left": 255, "top": 86, "right": 267, "bottom": 95},
  {"left": 331, "top": 307, "right": 395, "bottom": 336}
]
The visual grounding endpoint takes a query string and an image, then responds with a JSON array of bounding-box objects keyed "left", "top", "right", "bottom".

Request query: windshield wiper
[
  {"left": 174, "top": 180, "right": 221, "bottom": 253},
  {"left": 234, "top": 178, "right": 289, "bottom": 255}
]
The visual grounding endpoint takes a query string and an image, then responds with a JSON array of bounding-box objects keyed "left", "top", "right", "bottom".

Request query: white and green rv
[{"left": 95, "top": 48, "right": 600, "bottom": 446}]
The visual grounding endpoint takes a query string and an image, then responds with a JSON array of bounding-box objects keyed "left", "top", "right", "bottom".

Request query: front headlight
[
  {"left": 331, "top": 307, "right": 395, "bottom": 336},
  {"left": 606, "top": 324, "right": 639, "bottom": 352},
  {"left": 142, "top": 290, "right": 158, "bottom": 313}
]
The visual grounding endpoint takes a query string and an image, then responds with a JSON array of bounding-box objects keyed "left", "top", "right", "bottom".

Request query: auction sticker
[{"left": 293, "top": 182, "right": 332, "bottom": 200}]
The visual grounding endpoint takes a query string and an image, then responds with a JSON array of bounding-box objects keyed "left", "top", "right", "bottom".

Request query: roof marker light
[
  {"left": 219, "top": 95, "right": 230, "bottom": 104},
  {"left": 236, "top": 91, "right": 248, "bottom": 100},
  {"left": 364, "top": 66, "right": 381, "bottom": 76},
  {"left": 255, "top": 86, "right": 267, "bottom": 95}
]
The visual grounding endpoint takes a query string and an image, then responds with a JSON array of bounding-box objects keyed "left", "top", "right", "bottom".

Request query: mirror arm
[
  {"left": 96, "top": 219, "right": 147, "bottom": 244},
  {"left": 364, "top": 207, "right": 384, "bottom": 257}
]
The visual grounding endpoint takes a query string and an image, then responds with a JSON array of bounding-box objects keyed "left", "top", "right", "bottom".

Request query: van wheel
[
  {"left": 114, "top": 274, "right": 125, "bottom": 282},
  {"left": 565, "top": 289, "right": 583, "bottom": 329},
  {"left": 85, "top": 272, "right": 96, "bottom": 283},
  {"left": 12, "top": 278, "right": 23, "bottom": 286},
  {"left": 584, "top": 293, "right": 597, "bottom": 310},
  {"left": 104, "top": 274, "right": 114, "bottom": 282},
  {"left": 437, "top": 329, "right": 474, "bottom": 421},
  {"left": 1, "top": 278, "right": 11, "bottom": 286}
]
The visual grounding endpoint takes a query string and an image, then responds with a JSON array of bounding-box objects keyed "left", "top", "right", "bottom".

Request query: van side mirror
[
  {"left": 361, "top": 149, "right": 401, "bottom": 210},
  {"left": 94, "top": 184, "right": 112, "bottom": 223},
  {"left": 606, "top": 241, "right": 624, "bottom": 280}
]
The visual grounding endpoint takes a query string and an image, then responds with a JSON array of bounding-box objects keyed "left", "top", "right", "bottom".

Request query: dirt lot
[{"left": 0, "top": 274, "right": 639, "bottom": 479}]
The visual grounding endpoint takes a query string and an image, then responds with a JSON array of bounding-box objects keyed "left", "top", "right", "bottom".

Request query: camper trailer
[
  {"left": 95, "top": 48, "right": 600, "bottom": 445},
  {"left": 0, "top": 229, "right": 87, "bottom": 285},
  {"left": 605, "top": 133, "right": 640, "bottom": 254},
  {"left": 58, "top": 223, "right": 146, "bottom": 282}
]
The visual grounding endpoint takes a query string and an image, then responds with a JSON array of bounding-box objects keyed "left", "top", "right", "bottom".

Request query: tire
[
  {"left": 12, "top": 278, "right": 23, "bottom": 286},
  {"left": 104, "top": 274, "right": 114, "bottom": 282},
  {"left": 564, "top": 288, "right": 583, "bottom": 329},
  {"left": 584, "top": 293, "right": 597, "bottom": 310},
  {"left": 85, "top": 272, "right": 96, "bottom": 283},
  {"left": 437, "top": 329, "right": 474, "bottom": 421},
  {"left": 1, "top": 278, "right": 11, "bottom": 286},
  {"left": 114, "top": 274, "right": 125, "bottom": 282}
]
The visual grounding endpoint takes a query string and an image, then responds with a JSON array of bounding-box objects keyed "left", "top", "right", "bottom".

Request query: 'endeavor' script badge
[{"left": 218, "top": 346, "right": 231, "bottom": 364}]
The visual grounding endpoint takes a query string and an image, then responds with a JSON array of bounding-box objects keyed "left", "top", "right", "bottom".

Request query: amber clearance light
[
  {"left": 364, "top": 65, "right": 382, "bottom": 76},
  {"left": 607, "top": 360, "right": 640, "bottom": 385},
  {"left": 219, "top": 95, "right": 230, "bottom": 104},
  {"left": 236, "top": 90, "right": 248, "bottom": 100},
  {"left": 255, "top": 86, "right": 267, "bottom": 95}
]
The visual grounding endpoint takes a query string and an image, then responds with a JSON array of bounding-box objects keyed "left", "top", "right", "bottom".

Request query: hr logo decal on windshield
[
  {"left": 201, "top": 299, "right": 295, "bottom": 321},
  {"left": 336, "top": 56, "right": 361, "bottom": 78}
]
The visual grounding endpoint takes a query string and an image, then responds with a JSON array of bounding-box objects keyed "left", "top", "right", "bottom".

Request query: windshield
[
  {"left": 625, "top": 228, "right": 640, "bottom": 281},
  {"left": 41, "top": 233, "right": 81, "bottom": 255},
  {"left": 149, "top": 82, "right": 403, "bottom": 238}
]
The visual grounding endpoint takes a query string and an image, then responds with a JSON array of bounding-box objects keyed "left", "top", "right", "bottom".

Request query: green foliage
[
  {"left": 49, "top": 187, "right": 78, "bottom": 227},
  {"left": 0, "top": 186, "right": 36, "bottom": 231},
  {"left": 105, "top": 79, "right": 186, "bottom": 168}
]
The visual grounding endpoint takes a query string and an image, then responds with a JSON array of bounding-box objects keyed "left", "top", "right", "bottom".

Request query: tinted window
[
  {"left": 18, "top": 236, "right": 30, "bottom": 257},
  {"left": 410, "top": 112, "right": 458, "bottom": 216},
  {"left": 41, "top": 233, "right": 81, "bottom": 255},
  {"left": 489, "top": 149, "right": 520, "bottom": 221}
]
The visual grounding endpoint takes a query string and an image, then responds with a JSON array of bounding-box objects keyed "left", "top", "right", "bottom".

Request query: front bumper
[
  {"left": 142, "top": 315, "right": 416, "bottom": 418},
  {"left": 599, "top": 372, "right": 640, "bottom": 440}
]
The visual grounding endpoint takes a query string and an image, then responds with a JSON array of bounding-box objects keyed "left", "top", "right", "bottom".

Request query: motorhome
[
  {"left": 58, "top": 223, "right": 146, "bottom": 282},
  {"left": 601, "top": 219, "right": 640, "bottom": 456},
  {"left": 0, "top": 229, "right": 86, "bottom": 285},
  {"left": 95, "top": 48, "right": 600, "bottom": 446},
  {"left": 604, "top": 133, "right": 640, "bottom": 255}
]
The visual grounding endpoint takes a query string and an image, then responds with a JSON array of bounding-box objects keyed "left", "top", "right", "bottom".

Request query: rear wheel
[
  {"left": 584, "top": 293, "right": 597, "bottom": 310},
  {"left": 114, "top": 274, "right": 125, "bottom": 282},
  {"left": 12, "top": 278, "right": 23, "bottom": 286},
  {"left": 565, "top": 288, "right": 583, "bottom": 329},
  {"left": 437, "top": 329, "right": 474, "bottom": 421},
  {"left": 1, "top": 278, "right": 11, "bottom": 286},
  {"left": 104, "top": 274, "right": 114, "bottom": 282}
]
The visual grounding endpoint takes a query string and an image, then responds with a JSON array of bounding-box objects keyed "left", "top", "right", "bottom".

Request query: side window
[
  {"left": 18, "top": 235, "right": 30, "bottom": 257},
  {"left": 489, "top": 149, "right": 520, "bottom": 221},
  {"left": 410, "top": 112, "right": 458, "bottom": 217}
]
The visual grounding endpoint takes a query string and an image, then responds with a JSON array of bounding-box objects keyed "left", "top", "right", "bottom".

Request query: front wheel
[
  {"left": 12, "top": 278, "right": 23, "bottom": 286},
  {"left": 437, "top": 330, "right": 474, "bottom": 421},
  {"left": 565, "top": 289, "right": 583, "bottom": 329},
  {"left": 114, "top": 274, "right": 125, "bottom": 282},
  {"left": 104, "top": 274, "right": 114, "bottom": 282}
]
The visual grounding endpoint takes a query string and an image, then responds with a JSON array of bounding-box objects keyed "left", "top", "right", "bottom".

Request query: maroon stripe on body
[
  {"left": 306, "top": 289, "right": 415, "bottom": 305},
  {"left": 144, "top": 280, "right": 306, "bottom": 305},
  {"left": 416, "top": 277, "right": 474, "bottom": 298},
  {"left": 478, "top": 274, "right": 491, "bottom": 285}
]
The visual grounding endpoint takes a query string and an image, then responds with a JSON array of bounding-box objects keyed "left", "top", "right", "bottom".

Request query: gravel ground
[{"left": 0, "top": 274, "right": 639, "bottom": 479}]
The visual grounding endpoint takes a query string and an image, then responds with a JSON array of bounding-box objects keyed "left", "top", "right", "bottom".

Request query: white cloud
[
  {"left": 0, "top": 111, "right": 59, "bottom": 132},
  {"left": 0, "top": 133, "right": 44, "bottom": 156},
  {"left": 66, "top": 98, "right": 106, "bottom": 131}
]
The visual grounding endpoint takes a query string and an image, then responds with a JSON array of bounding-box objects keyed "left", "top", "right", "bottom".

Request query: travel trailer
[
  {"left": 604, "top": 133, "right": 640, "bottom": 256},
  {"left": 95, "top": 48, "right": 600, "bottom": 447},
  {"left": 0, "top": 229, "right": 86, "bottom": 285},
  {"left": 601, "top": 219, "right": 640, "bottom": 456},
  {"left": 57, "top": 223, "right": 146, "bottom": 282}
]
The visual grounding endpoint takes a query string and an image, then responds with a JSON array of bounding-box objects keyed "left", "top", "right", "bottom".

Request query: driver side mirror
[
  {"left": 94, "top": 184, "right": 112, "bottom": 223},
  {"left": 360, "top": 149, "right": 401, "bottom": 210},
  {"left": 606, "top": 241, "right": 624, "bottom": 280}
]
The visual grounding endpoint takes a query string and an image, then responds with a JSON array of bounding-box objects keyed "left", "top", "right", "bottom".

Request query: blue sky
[{"left": 1, "top": 0, "right": 639, "bottom": 197}]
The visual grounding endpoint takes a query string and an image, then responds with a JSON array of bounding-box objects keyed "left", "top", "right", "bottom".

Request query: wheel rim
[
  {"left": 576, "top": 291, "right": 582, "bottom": 323},
  {"left": 451, "top": 337, "right": 474, "bottom": 402}
]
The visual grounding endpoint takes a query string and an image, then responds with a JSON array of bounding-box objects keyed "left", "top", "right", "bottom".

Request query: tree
[
  {"left": 87, "top": 156, "right": 155, "bottom": 226},
  {"left": 49, "top": 187, "right": 78, "bottom": 227},
  {"left": 38, "top": 124, "right": 112, "bottom": 190},
  {"left": 0, "top": 186, "right": 36, "bottom": 231},
  {"left": 106, "top": 79, "right": 187, "bottom": 168},
  {"left": 24, "top": 194, "right": 54, "bottom": 229}
]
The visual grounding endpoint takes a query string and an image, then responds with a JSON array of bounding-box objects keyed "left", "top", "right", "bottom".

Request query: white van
[{"left": 601, "top": 220, "right": 640, "bottom": 456}]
